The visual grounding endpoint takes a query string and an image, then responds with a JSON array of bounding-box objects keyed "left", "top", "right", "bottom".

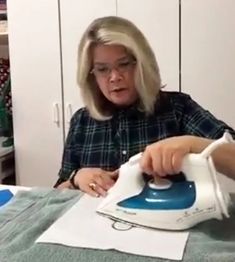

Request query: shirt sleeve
[
  {"left": 57, "top": 109, "right": 84, "bottom": 181},
  {"left": 174, "top": 93, "right": 235, "bottom": 139}
]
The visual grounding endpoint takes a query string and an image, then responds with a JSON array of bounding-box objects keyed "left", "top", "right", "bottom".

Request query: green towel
[{"left": 0, "top": 188, "right": 234, "bottom": 262}]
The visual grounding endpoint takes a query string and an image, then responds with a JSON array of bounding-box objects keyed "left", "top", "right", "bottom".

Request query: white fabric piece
[{"left": 37, "top": 194, "right": 189, "bottom": 261}]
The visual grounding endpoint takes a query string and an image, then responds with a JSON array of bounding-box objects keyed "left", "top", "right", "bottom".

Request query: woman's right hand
[{"left": 72, "top": 168, "right": 118, "bottom": 197}]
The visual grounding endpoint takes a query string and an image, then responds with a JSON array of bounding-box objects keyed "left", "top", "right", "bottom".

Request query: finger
[
  {"left": 95, "top": 175, "right": 114, "bottom": 192},
  {"left": 140, "top": 148, "right": 154, "bottom": 175},
  {"left": 171, "top": 151, "right": 184, "bottom": 174},
  {"left": 109, "top": 169, "right": 119, "bottom": 180},
  {"left": 106, "top": 172, "right": 118, "bottom": 185},
  {"left": 103, "top": 176, "right": 116, "bottom": 189},
  {"left": 90, "top": 182, "right": 107, "bottom": 197},
  {"left": 82, "top": 184, "right": 100, "bottom": 197},
  {"left": 162, "top": 149, "right": 175, "bottom": 174},
  {"left": 99, "top": 172, "right": 117, "bottom": 189},
  {"left": 151, "top": 150, "right": 165, "bottom": 176}
]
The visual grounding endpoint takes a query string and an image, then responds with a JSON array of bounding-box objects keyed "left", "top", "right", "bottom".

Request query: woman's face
[{"left": 91, "top": 44, "right": 138, "bottom": 107}]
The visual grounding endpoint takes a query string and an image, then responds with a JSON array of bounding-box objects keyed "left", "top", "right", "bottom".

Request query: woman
[{"left": 55, "top": 16, "right": 235, "bottom": 196}]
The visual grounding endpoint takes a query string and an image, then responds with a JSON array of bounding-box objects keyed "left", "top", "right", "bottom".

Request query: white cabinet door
[
  {"left": 8, "top": 0, "right": 64, "bottom": 186},
  {"left": 59, "top": 0, "right": 116, "bottom": 134},
  {"left": 117, "top": 0, "right": 179, "bottom": 91},
  {"left": 181, "top": 0, "right": 235, "bottom": 128}
]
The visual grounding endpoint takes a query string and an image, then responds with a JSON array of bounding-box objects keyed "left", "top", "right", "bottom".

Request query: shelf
[{"left": 0, "top": 137, "right": 13, "bottom": 158}]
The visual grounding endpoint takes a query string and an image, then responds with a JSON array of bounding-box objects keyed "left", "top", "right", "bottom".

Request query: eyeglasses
[{"left": 90, "top": 58, "right": 136, "bottom": 78}]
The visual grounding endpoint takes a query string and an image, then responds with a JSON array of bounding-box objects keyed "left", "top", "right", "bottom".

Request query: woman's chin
[
  {"left": 111, "top": 99, "right": 136, "bottom": 108},
  {"left": 109, "top": 93, "right": 137, "bottom": 107}
]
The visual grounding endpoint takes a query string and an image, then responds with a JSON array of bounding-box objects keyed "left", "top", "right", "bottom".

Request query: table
[{"left": 0, "top": 185, "right": 235, "bottom": 262}]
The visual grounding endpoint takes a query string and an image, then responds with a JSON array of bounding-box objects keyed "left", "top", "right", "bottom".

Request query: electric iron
[{"left": 97, "top": 132, "right": 233, "bottom": 230}]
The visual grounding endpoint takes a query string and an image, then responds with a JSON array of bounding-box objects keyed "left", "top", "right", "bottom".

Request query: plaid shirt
[{"left": 57, "top": 91, "right": 235, "bottom": 182}]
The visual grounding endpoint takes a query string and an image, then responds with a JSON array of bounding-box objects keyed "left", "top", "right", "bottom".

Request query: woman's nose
[{"left": 109, "top": 68, "right": 122, "bottom": 82}]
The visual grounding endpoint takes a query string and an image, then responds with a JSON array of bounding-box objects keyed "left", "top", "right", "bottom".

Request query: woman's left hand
[{"left": 140, "top": 135, "right": 208, "bottom": 177}]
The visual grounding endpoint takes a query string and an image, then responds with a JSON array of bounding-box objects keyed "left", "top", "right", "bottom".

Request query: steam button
[{"left": 148, "top": 178, "right": 172, "bottom": 190}]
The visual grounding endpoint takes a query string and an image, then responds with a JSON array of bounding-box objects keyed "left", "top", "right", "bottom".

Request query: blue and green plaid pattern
[{"left": 57, "top": 91, "right": 235, "bottom": 182}]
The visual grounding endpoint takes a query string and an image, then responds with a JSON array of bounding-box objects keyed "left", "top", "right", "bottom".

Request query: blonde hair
[{"left": 77, "top": 16, "right": 162, "bottom": 120}]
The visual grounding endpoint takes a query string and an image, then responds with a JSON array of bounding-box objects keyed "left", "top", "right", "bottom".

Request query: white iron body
[{"left": 97, "top": 132, "right": 233, "bottom": 230}]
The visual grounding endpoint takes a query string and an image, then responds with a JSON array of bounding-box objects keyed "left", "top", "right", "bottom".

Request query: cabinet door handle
[
  {"left": 53, "top": 103, "right": 60, "bottom": 124},
  {"left": 66, "top": 103, "right": 73, "bottom": 123}
]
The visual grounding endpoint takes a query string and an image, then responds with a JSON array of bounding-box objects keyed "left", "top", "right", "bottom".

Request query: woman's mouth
[{"left": 112, "top": 87, "right": 126, "bottom": 93}]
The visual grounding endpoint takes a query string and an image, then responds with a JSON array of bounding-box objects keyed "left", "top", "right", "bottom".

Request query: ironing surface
[{"left": 97, "top": 132, "right": 233, "bottom": 231}]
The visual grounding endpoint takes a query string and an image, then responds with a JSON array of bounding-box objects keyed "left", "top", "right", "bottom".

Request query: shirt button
[{"left": 122, "top": 150, "right": 127, "bottom": 155}]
